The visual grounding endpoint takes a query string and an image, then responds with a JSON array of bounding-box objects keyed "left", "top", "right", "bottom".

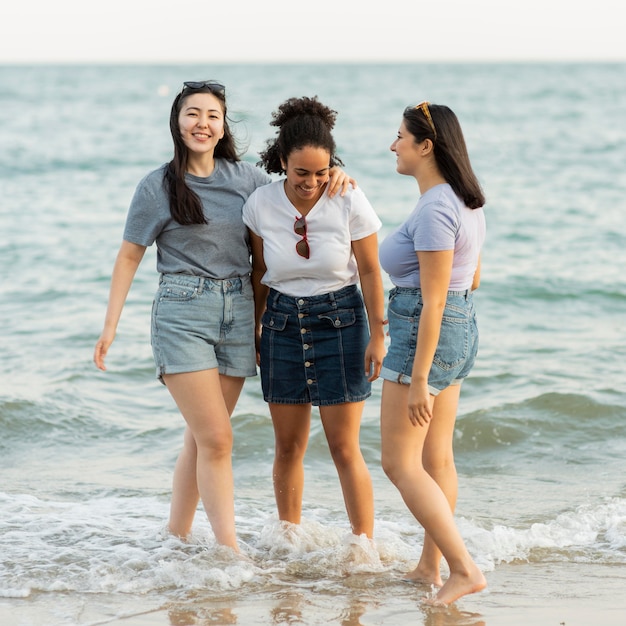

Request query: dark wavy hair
[
  {"left": 403, "top": 104, "right": 485, "bottom": 209},
  {"left": 164, "top": 83, "right": 241, "bottom": 225},
  {"left": 258, "top": 96, "right": 344, "bottom": 174}
]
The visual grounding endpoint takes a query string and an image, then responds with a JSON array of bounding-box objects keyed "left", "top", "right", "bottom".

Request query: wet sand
[{"left": 5, "top": 561, "right": 624, "bottom": 625}]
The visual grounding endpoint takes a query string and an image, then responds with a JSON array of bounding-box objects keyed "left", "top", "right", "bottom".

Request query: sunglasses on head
[
  {"left": 409, "top": 101, "right": 437, "bottom": 139},
  {"left": 294, "top": 215, "right": 310, "bottom": 259},
  {"left": 182, "top": 81, "right": 226, "bottom": 96}
]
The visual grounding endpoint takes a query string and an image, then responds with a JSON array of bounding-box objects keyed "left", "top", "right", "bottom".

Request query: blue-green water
[{"left": 1, "top": 63, "right": 625, "bottom": 625}]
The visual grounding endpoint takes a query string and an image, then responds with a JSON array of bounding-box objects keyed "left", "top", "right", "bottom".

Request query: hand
[
  {"left": 93, "top": 330, "right": 115, "bottom": 371},
  {"left": 327, "top": 167, "right": 357, "bottom": 197},
  {"left": 364, "top": 338, "right": 385, "bottom": 382},
  {"left": 407, "top": 380, "right": 433, "bottom": 427}
]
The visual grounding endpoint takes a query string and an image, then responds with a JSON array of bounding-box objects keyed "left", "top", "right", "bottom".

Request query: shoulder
[
  {"left": 243, "top": 180, "right": 281, "bottom": 216},
  {"left": 219, "top": 159, "right": 272, "bottom": 186},
  {"left": 131, "top": 164, "right": 168, "bottom": 202},
  {"left": 327, "top": 184, "right": 370, "bottom": 211},
  {"left": 420, "top": 184, "right": 462, "bottom": 219},
  {"left": 248, "top": 179, "right": 282, "bottom": 201},
  {"left": 422, "top": 183, "right": 458, "bottom": 206},
  {"left": 136, "top": 163, "right": 168, "bottom": 189}
]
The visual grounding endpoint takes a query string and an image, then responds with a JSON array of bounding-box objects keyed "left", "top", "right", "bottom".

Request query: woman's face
[
  {"left": 281, "top": 145, "right": 330, "bottom": 205},
  {"left": 178, "top": 92, "right": 225, "bottom": 155},
  {"left": 390, "top": 119, "right": 422, "bottom": 176}
]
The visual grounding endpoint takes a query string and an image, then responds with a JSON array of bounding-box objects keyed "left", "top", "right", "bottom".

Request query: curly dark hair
[{"left": 258, "top": 96, "right": 344, "bottom": 174}]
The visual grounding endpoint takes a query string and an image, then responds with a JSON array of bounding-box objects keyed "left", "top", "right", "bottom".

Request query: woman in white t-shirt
[
  {"left": 243, "top": 96, "right": 385, "bottom": 539},
  {"left": 378, "top": 102, "right": 487, "bottom": 605}
]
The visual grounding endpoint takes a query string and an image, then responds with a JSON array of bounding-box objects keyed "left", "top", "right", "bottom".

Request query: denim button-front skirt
[{"left": 260, "top": 284, "right": 371, "bottom": 406}]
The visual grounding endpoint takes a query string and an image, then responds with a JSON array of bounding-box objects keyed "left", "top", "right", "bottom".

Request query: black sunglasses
[{"left": 182, "top": 81, "right": 226, "bottom": 96}]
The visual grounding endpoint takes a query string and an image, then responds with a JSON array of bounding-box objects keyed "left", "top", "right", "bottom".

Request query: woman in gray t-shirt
[{"left": 93, "top": 81, "right": 352, "bottom": 551}]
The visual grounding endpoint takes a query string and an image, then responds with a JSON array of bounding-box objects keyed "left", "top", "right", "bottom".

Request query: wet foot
[
  {"left": 422, "top": 566, "right": 486, "bottom": 607},
  {"left": 401, "top": 566, "right": 443, "bottom": 588}
]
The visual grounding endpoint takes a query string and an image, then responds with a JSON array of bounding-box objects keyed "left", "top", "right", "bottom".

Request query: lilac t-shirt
[{"left": 379, "top": 183, "right": 485, "bottom": 290}]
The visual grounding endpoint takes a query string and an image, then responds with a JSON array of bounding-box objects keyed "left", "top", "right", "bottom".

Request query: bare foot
[
  {"left": 402, "top": 565, "right": 443, "bottom": 588},
  {"left": 423, "top": 565, "right": 486, "bottom": 607}
]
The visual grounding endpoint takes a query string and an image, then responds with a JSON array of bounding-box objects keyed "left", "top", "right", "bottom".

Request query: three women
[{"left": 95, "top": 82, "right": 487, "bottom": 605}]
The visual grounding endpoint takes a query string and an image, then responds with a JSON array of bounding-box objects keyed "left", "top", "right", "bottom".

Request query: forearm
[
  {"left": 471, "top": 255, "right": 481, "bottom": 291},
  {"left": 251, "top": 268, "right": 268, "bottom": 329},
  {"left": 102, "top": 244, "right": 144, "bottom": 333},
  {"left": 411, "top": 302, "right": 444, "bottom": 383},
  {"left": 359, "top": 270, "right": 386, "bottom": 342}
]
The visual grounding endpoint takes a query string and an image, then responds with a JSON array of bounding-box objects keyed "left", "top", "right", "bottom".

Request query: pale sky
[{"left": 1, "top": 0, "right": 623, "bottom": 63}]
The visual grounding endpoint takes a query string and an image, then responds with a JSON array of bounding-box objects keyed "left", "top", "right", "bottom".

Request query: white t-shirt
[{"left": 242, "top": 180, "right": 382, "bottom": 297}]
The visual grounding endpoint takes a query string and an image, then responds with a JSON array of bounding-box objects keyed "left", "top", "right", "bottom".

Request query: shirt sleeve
[
  {"left": 241, "top": 191, "right": 260, "bottom": 235},
  {"left": 122, "top": 174, "right": 169, "bottom": 247},
  {"left": 412, "top": 199, "right": 459, "bottom": 251},
  {"left": 348, "top": 187, "right": 382, "bottom": 241}
]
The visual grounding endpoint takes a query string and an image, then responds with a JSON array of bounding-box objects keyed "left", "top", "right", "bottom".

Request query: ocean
[{"left": 1, "top": 62, "right": 625, "bottom": 626}]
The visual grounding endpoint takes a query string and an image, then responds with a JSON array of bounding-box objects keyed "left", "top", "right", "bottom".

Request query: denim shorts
[
  {"left": 151, "top": 273, "right": 257, "bottom": 383},
  {"left": 380, "top": 287, "right": 479, "bottom": 395},
  {"left": 260, "top": 284, "right": 371, "bottom": 406}
]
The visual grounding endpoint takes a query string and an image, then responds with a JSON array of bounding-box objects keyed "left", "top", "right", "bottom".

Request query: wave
[
  {"left": 0, "top": 393, "right": 179, "bottom": 453},
  {"left": 455, "top": 392, "right": 626, "bottom": 453},
  {"left": 1, "top": 489, "right": 623, "bottom": 599}
]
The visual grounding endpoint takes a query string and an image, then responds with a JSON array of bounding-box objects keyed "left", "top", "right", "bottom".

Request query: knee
[
  {"left": 423, "top": 450, "right": 455, "bottom": 477},
  {"left": 275, "top": 439, "right": 307, "bottom": 463},
  {"left": 327, "top": 440, "right": 357, "bottom": 469},
  {"left": 196, "top": 429, "right": 233, "bottom": 458},
  {"left": 381, "top": 452, "right": 401, "bottom": 486}
]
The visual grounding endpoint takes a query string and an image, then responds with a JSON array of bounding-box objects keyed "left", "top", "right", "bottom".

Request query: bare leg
[
  {"left": 164, "top": 370, "right": 244, "bottom": 550},
  {"left": 168, "top": 374, "right": 245, "bottom": 539},
  {"left": 320, "top": 402, "right": 374, "bottom": 538},
  {"left": 168, "top": 425, "right": 199, "bottom": 538},
  {"left": 270, "top": 403, "right": 311, "bottom": 524},
  {"left": 381, "top": 380, "right": 485, "bottom": 605},
  {"left": 405, "top": 384, "right": 461, "bottom": 586}
]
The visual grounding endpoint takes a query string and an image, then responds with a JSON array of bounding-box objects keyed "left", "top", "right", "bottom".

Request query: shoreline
[{"left": 5, "top": 561, "right": 625, "bottom": 626}]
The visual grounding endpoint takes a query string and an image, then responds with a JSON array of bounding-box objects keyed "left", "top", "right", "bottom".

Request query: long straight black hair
[{"left": 164, "top": 84, "right": 241, "bottom": 225}]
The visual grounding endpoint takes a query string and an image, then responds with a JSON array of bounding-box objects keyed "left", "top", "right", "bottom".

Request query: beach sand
[{"left": 5, "top": 561, "right": 624, "bottom": 625}]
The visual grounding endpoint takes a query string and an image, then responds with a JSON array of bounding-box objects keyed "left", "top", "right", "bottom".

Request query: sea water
[{"left": 1, "top": 62, "right": 625, "bottom": 625}]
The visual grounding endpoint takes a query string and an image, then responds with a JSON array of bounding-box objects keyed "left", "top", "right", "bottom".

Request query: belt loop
[{"left": 198, "top": 277, "right": 205, "bottom": 294}]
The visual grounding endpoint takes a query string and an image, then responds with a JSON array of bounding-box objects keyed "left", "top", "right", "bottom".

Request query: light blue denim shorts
[
  {"left": 151, "top": 273, "right": 257, "bottom": 383},
  {"left": 380, "top": 287, "right": 479, "bottom": 395}
]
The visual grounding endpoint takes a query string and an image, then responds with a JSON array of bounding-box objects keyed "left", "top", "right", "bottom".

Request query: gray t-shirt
[{"left": 123, "top": 159, "right": 271, "bottom": 279}]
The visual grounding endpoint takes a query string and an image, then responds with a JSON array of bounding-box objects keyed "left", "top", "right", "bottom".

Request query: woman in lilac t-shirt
[{"left": 378, "top": 102, "right": 487, "bottom": 606}]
